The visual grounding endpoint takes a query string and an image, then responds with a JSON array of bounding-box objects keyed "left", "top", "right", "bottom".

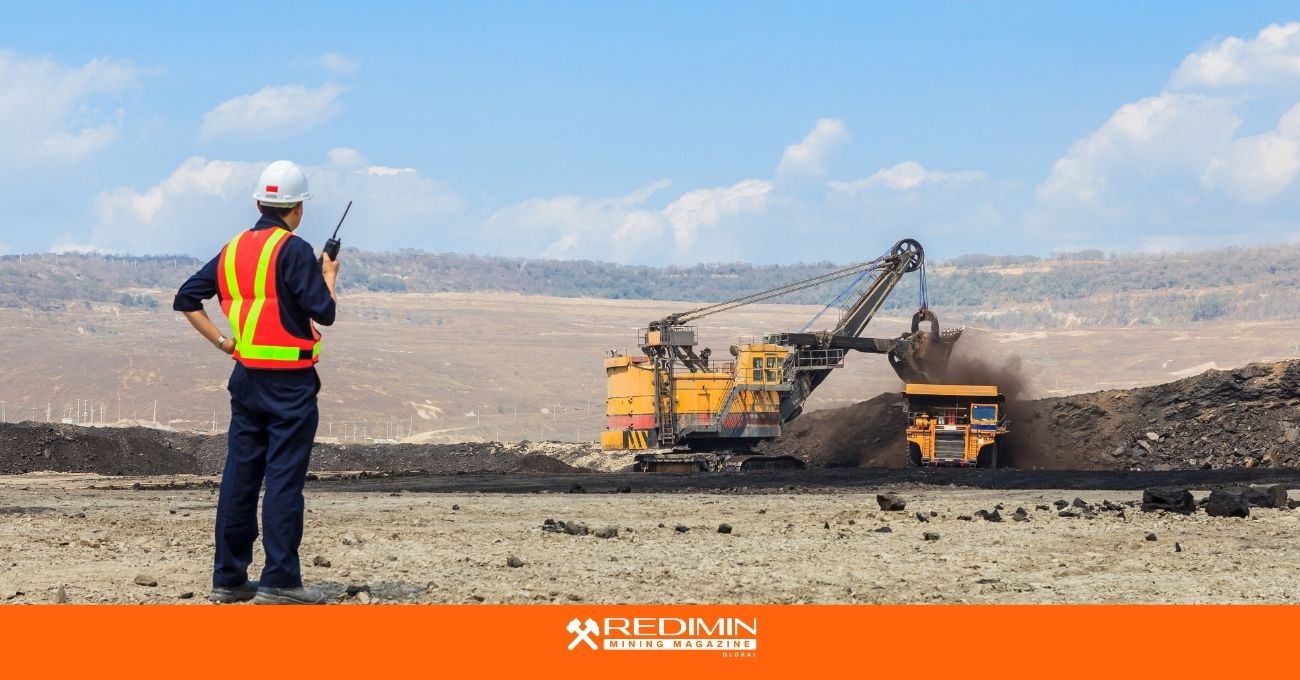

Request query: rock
[
  {"left": 983, "top": 510, "right": 1002, "bottom": 523},
  {"left": 973, "top": 509, "right": 988, "bottom": 519},
  {"left": 1146, "top": 432, "right": 1160, "bottom": 442},
  {"left": 1071, "top": 497, "right": 1089, "bottom": 509},
  {"left": 717, "top": 524, "right": 733, "bottom": 534},
  {"left": 1259, "top": 484, "right": 1290, "bottom": 508},
  {"left": 1175, "top": 542, "right": 1183, "bottom": 553},
  {"left": 312, "top": 555, "right": 331, "bottom": 568},
  {"left": 874, "top": 526, "right": 892, "bottom": 533},
  {"left": 1204, "top": 489, "right": 1251, "bottom": 518},
  {"left": 563, "top": 521, "right": 590, "bottom": 536},
  {"left": 542, "top": 518, "right": 559, "bottom": 533},
  {"left": 346, "top": 584, "right": 370, "bottom": 596},
  {"left": 133, "top": 574, "right": 157, "bottom": 588},
  {"left": 178, "top": 592, "right": 194, "bottom": 600},
  {"left": 452, "top": 504, "right": 460, "bottom": 510},
  {"left": 994, "top": 503, "right": 1005, "bottom": 511},
  {"left": 616, "top": 485, "right": 632, "bottom": 494},
  {"left": 823, "top": 522, "right": 830, "bottom": 530},
  {"left": 923, "top": 532, "right": 940, "bottom": 541},
  {"left": 1141, "top": 487, "right": 1195, "bottom": 514},
  {"left": 1145, "top": 533, "right": 1158, "bottom": 541},
  {"left": 506, "top": 555, "right": 524, "bottom": 568},
  {"left": 1058, "top": 510, "right": 1079, "bottom": 518},
  {"left": 1035, "top": 505, "right": 1050, "bottom": 511},
  {"left": 1012, "top": 507, "right": 1029, "bottom": 522},
  {"left": 357, "top": 591, "right": 372, "bottom": 604},
  {"left": 957, "top": 515, "right": 973, "bottom": 521},
  {"left": 1290, "top": 500, "right": 1300, "bottom": 510},
  {"left": 929, "top": 510, "right": 938, "bottom": 517},
  {"left": 593, "top": 526, "right": 619, "bottom": 539},
  {"left": 876, "top": 493, "right": 907, "bottom": 511},
  {"left": 1241, "top": 486, "right": 1270, "bottom": 507},
  {"left": 1053, "top": 500, "right": 1068, "bottom": 510},
  {"left": 55, "top": 585, "right": 66, "bottom": 604},
  {"left": 914, "top": 512, "right": 929, "bottom": 523},
  {"left": 674, "top": 524, "right": 690, "bottom": 533},
  {"left": 1101, "top": 500, "right": 1122, "bottom": 512},
  {"left": 657, "top": 523, "right": 666, "bottom": 528},
  {"left": 568, "top": 484, "right": 586, "bottom": 494}
]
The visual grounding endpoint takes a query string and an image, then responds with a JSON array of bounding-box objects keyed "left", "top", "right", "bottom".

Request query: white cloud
[
  {"left": 0, "top": 52, "right": 137, "bottom": 165},
  {"left": 829, "top": 161, "right": 985, "bottom": 193},
  {"left": 777, "top": 118, "right": 848, "bottom": 176},
  {"left": 199, "top": 84, "right": 343, "bottom": 141},
  {"left": 325, "top": 146, "right": 368, "bottom": 168},
  {"left": 318, "top": 53, "right": 360, "bottom": 75},
  {"left": 483, "top": 179, "right": 672, "bottom": 258},
  {"left": 663, "top": 179, "right": 773, "bottom": 247},
  {"left": 1036, "top": 93, "right": 1238, "bottom": 203},
  {"left": 1173, "top": 22, "right": 1300, "bottom": 88},
  {"left": 1201, "top": 102, "right": 1300, "bottom": 202},
  {"left": 90, "top": 153, "right": 464, "bottom": 255}
]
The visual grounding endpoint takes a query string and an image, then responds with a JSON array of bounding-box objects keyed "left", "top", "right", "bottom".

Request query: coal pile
[
  {"left": 0, "top": 421, "right": 584, "bottom": 476},
  {"left": 761, "top": 359, "right": 1300, "bottom": 470}
]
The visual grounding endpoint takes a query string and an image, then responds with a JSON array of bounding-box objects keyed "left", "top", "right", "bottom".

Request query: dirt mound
[
  {"left": 0, "top": 423, "right": 203, "bottom": 476},
  {"left": 0, "top": 422, "right": 585, "bottom": 476},
  {"left": 758, "top": 393, "right": 905, "bottom": 467},
  {"left": 761, "top": 358, "right": 1300, "bottom": 470}
]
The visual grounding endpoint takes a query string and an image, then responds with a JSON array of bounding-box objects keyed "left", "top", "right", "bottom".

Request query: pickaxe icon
[{"left": 567, "top": 617, "right": 599, "bottom": 650}]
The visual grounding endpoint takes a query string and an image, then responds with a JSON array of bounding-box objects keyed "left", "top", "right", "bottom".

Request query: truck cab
[{"left": 904, "top": 384, "right": 1008, "bottom": 468}]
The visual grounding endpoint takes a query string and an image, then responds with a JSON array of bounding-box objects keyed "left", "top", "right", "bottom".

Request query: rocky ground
[{"left": 2, "top": 473, "right": 1297, "bottom": 604}]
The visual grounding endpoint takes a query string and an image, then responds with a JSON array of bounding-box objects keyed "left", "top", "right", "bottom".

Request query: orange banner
[{"left": 0, "top": 604, "right": 1289, "bottom": 677}]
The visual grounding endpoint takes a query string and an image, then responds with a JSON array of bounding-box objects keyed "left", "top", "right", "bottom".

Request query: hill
[{"left": 4, "top": 241, "right": 1299, "bottom": 328}]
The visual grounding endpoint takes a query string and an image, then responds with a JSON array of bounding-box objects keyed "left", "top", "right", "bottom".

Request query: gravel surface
[{"left": 3, "top": 473, "right": 1299, "bottom": 604}]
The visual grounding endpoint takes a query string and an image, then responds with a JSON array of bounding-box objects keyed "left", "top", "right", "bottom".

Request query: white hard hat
[{"left": 252, "top": 160, "right": 312, "bottom": 207}]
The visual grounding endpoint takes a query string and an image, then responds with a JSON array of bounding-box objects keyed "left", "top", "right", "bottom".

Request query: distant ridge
[{"left": 4, "top": 242, "right": 1298, "bottom": 329}]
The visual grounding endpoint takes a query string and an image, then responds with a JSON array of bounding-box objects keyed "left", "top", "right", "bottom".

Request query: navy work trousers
[{"left": 213, "top": 364, "right": 321, "bottom": 589}]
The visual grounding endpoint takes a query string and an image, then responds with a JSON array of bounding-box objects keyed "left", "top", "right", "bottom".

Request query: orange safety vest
[{"left": 216, "top": 227, "right": 321, "bottom": 369}]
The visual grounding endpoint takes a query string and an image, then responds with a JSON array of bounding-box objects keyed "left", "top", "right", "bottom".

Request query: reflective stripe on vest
[{"left": 217, "top": 227, "right": 321, "bottom": 369}]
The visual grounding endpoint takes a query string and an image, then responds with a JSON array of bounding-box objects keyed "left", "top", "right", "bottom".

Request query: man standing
[{"left": 174, "top": 160, "right": 340, "bottom": 604}]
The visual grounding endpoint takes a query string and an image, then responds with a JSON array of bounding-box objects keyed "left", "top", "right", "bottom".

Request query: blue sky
[{"left": 3, "top": 2, "right": 1300, "bottom": 263}]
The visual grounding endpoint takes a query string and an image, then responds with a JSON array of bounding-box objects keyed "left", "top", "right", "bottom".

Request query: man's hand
[
  {"left": 321, "top": 250, "right": 339, "bottom": 301},
  {"left": 219, "top": 338, "right": 235, "bottom": 355}
]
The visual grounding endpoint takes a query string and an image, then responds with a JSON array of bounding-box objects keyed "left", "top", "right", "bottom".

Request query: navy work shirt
[{"left": 174, "top": 214, "right": 336, "bottom": 359}]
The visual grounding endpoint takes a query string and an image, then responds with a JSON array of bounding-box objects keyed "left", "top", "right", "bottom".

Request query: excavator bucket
[{"left": 888, "top": 308, "right": 962, "bottom": 383}]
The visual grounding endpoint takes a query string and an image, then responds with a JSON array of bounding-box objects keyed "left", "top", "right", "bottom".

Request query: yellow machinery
[
  {"left": 602, "top": 238, "right": 963, "bottom": 471},
  {"left": 904, "top": 383, "right": 1008, "bottom": 468}
]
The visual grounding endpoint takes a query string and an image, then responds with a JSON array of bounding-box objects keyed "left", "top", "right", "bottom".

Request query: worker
[{"left": 173, "top": 160, "right": 339, "bottom": 605}]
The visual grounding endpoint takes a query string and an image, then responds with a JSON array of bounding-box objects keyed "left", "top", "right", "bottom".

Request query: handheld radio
[{"left": 322, "top": 200, "right": 351, "bottom": 261}]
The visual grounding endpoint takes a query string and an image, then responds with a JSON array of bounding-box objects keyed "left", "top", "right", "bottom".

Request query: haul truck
[
  {"left": 904, "top": 383, "right": 1008, "bottom": 468},
  {"left": 602, "top": 238, "right": 963, "bottom": 472}
]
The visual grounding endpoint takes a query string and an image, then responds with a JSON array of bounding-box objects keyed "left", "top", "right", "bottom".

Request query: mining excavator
[{"left": 601, "top": 238, "right": 963, "bottom": 471}]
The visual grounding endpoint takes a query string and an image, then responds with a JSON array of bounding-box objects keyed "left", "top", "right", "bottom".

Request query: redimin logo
[{"left": 566, "top": 615, "right": 759, "bottom": 652}]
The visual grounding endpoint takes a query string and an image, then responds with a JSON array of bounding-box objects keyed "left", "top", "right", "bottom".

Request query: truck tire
[
  {"left": 977, "top": 443, "right": 998, "bottom": 469},
  {"left": 907, "top": 442, "right": 923, "bottom": 467}
]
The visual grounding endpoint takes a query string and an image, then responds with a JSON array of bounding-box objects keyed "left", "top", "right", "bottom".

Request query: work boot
[
  {"left": 252, "top": 585, "right": 328, "bottom": 605},
  {"left": 208, "top": 581, "right": 260, "bottom": 604}
]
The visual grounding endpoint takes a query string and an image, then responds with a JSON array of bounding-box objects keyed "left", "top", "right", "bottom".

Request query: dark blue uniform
[{"left": 174, "top": 214, "right": 336, "bottom": 589}]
